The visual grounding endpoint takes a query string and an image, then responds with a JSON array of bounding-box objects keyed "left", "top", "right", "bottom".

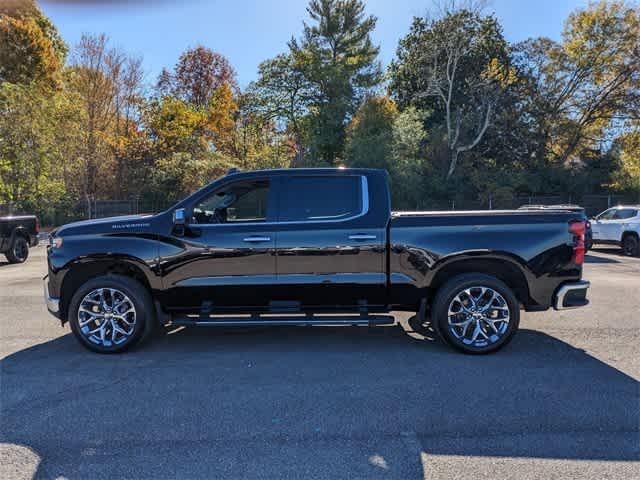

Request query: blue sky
[{"left": 40, "top": 0, "right": 588, "bottom": 88}]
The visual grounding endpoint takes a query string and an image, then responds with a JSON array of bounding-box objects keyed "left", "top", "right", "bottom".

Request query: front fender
[{"left": 47, "top": 234, "right": 161, "bottom": 299}]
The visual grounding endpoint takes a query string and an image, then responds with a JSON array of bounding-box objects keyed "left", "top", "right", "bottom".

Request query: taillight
[
  {"left": 569, "top": 220, "right": 586, "bottom": 265},
  {"left": 35, "top": 217, "right": 40, "bottom": 233}
]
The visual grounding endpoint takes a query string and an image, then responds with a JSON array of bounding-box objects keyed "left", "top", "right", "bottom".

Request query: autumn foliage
[{"left": 0, "top": 0, "right": 638, "bottom": 224}]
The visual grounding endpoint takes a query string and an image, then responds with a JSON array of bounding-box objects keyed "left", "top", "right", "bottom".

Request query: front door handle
[
  {"left": 243, "top": 236, "right": 271, "bottom": 243},
  {"left": 348, "top": 234, "right": 377, "bottom": 241}
]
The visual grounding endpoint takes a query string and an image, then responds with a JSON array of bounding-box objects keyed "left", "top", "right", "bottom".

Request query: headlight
[{"left": 49, "top": 236, "right": 63, "bottom": 249}]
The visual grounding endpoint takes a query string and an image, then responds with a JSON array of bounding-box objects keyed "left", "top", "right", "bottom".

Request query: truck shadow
[
  {"left": 585, "top": 253, "right": 621, "bottom": 264},
  {"left": 1, "top": 324, "right": 637, "bottom": 479},
  {"left": 589, "top": 247, "right": 639, "bottom": 260}
]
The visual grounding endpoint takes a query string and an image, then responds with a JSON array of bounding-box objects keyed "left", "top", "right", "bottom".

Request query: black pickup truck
[
  {"left": 1, "top": 215, "right": 39, "bottom": 263},
  {"left": 44, "top": 168, "right": 590, "bottom": 354}
]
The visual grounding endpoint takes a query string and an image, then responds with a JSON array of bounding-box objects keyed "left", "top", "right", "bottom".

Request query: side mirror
[{"left": 173, "top": 208, "right": 186, "bottom": 225}]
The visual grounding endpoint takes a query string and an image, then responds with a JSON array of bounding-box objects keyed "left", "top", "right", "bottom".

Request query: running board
[{"left": 171, "top": 314, "right": 396, "bottom": 327}]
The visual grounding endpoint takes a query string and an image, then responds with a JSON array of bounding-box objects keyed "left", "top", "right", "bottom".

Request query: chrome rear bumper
[
  {"left": 554, "top": 280, "right": 590, "bottom": 310},
  {"left": 43, "top": 275, "right": 60, "bottom": 317}
]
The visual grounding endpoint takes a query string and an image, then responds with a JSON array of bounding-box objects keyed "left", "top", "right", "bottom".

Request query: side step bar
[{"left": 171, "top": 314, "right": 396, "bottom": 327}]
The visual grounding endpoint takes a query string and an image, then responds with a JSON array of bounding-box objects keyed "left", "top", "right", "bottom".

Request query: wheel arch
[
  {"left": 9, "top": 226, "right": 30, "bottom": 243},
  {"left": 59, "top": 257, "right": 154, "bottom": 322},
  {"left": 430, "top": 255, "right": 531, "bottom": 307}
]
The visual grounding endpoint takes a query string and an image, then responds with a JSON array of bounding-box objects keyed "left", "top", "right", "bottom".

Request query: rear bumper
[
  {"left": 553, "top": 280, "right": 590, "bottom": 310},
  {"left": 43, "top": 275, "right": 61, "bottom": 318}
]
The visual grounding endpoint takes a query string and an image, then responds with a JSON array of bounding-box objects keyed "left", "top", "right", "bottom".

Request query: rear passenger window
[{"left": 279, "top": 176, "right": 363, "bottom": 222}]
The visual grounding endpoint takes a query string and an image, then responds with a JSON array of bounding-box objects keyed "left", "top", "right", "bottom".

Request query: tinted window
[
  {"left": 613, "top": 209, "right": 638, "bottom": 220},
  {"left": 193, "top": 180, "right": 269, "bottom": 224},
  {"left": 279, "top": 176, "right": 363, "bottom": 222}
]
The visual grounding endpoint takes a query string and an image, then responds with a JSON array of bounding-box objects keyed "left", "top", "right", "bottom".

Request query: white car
[{"left": 591, "top": 206, "right": 640, "bottom": 256}]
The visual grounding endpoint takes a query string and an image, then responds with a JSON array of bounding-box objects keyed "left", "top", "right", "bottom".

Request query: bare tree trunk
[
  {"left": 445, "top": 103, "right": 492, "bottom": 180},
  {"left": 291, "top": 133, "right": 305, "bottom": 168},
  {"left": 447, "top": 150, "right": 459, "bottom": 180}
]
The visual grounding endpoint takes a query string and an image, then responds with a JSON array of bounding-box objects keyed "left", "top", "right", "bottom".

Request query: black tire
[
  {"left": 5, "top": 236, "right": 29, "bottom": 263},
  {"left": 432, "top": 273, "right": 520, "bottom": 354},
  {"left": 68, "top": 274, "right": 156, "bottom": 353},
  {"left": 622, "top": 234, "right": 639, "bottom": 257}
]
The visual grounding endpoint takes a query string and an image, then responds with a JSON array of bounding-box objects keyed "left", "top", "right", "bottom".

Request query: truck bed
[{"left": 388, "top": 208, "right": 586, "bottom": 310}]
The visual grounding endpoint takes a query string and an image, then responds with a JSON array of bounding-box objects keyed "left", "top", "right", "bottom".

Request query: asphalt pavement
[{"left": 1, "top": 246, "right": 638, "bottom": 479}]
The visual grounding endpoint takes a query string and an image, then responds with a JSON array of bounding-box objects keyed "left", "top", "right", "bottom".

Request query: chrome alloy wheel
[
  {"left": 447, "top": 286, "right": 510, "bottom": 348},
  {"left": 77, "top": 288, "right": 137, "bottom": 347}
]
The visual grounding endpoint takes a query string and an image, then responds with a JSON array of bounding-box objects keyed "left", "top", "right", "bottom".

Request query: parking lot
[{"left": 1, "top": 246, "right": 638, "bottom": 479}]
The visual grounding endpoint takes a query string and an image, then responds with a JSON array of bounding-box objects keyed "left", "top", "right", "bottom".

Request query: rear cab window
[{"left": 278, "top": 176, "right": 364, "bottom": 222}]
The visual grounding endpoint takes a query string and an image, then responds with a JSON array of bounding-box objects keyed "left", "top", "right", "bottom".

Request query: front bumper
[
  {"left": 43, "top": 275, "right": 61, "bottom": 318},
  {"left": 554, "top": 280, "right": 590, "bottom": 310}
]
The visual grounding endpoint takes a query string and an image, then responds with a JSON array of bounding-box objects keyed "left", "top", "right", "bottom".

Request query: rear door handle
[
  {"left": 243, "top": 236, "right": 271, "bottom": 243},
  {"left": 348, "top": 234, "right": 377, "bottom": 241}
]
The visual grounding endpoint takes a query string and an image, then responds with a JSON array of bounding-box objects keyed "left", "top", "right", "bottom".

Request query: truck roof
[{"left": 225, "top": 167, "right": 386, "bottom": 178}]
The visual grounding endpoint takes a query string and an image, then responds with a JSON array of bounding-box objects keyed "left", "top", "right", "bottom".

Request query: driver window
[
  {"left": 192, "top": 180, "right": 270, "bottom": 224},
  {"left": 597, "top": 209, "right": 616, "bottom": 220}
]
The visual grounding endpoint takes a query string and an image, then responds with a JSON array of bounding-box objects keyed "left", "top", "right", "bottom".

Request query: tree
[
  {"left": 0, "top": 82, "right": 82, "bottom": 213},
  {"left": 390, "top": 107, "right": 428, "bottom": 208},
  {"left": 0, "top": 13, "right": 62, "bottom": 86},
  {"left": 158, "top": 46, "right": 237, "bottom": 108},
  {"left": 145, "top": 96, "right": 209, "bottom": 159},
  {"left": 345, "top": 97, "right": 431, "bottom": 208},
  {"left": 68, "top": 34, "right": 147, "bottom": 208},
  {"left": 289, "top": 0, "right": 382, "bottom": 164},
  {"left": 1, "top": 0, "right": 67, "bottom": 60},
  {"left": 514, "top": 2, "right": 639, "bottom": 168},
  {"left": 389, "top": 9, "right": 514, "bottom": 179},
  {"left": 231, "top": 93, "right": 294, "bottom": 170},
  {"left": 144, "top": 90, "right": 240, "bottom": 199},
  {"left": 0, "top": 2, "right": 78, "bottom": 222},
  {"left": 247, "top": 54, "right": 313, "bottom": 166},
  {"left": 206, "top": 82, "right": 239, "bottom": 155},
  {"left": 611, "top": 130, "right": 640, "bottom": 191},
  {"left": 345, "top": 96, "right": 397, "bottom": 170}
]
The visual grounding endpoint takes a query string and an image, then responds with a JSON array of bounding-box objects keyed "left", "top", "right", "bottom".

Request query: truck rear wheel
[
  {"left": 68, "top": 274, "right": 155, "bottom": 353},
  {"left": 432, "top": 274, "right": 520, "bottom": 354},
  {"left": 5, "top": 236, "right": 29, "bottom": 263}
]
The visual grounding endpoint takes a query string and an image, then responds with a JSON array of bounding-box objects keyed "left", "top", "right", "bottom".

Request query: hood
[{"left": 55, "top": 214, "right": 155, "bottom": 237}]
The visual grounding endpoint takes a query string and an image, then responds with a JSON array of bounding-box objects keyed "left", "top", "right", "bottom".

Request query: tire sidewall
[
  {"left": 622, "top": 235, "right": 639, "bottom": 257},
  {"left": 7, "top": 236, "right": 28, "bottom": 263},
  {"left": 433, "top": 274, "right": 520, "bottom": 354},
  {"left": 68, "top": 275, "right": 151, "bottom": 353}
]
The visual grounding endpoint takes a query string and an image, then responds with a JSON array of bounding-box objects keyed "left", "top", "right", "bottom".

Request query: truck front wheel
[
  {"left": 432, "top": 274, "right": 520, "bottom": 354},
  {"left": 68, "top": 274, "right": 156, "bottom": 353}
]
